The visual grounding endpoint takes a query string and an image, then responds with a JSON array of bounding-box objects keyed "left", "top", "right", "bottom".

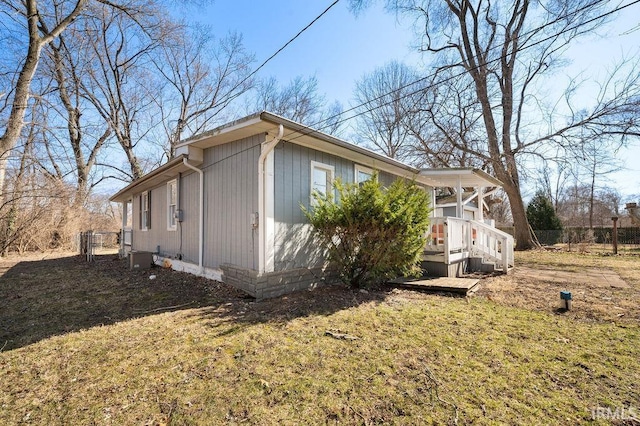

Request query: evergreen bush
[{"left": 302, "top": 174, "right": 431, "bottom": 288}]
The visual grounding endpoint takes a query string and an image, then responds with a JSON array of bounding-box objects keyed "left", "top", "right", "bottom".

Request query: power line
[
  {"left": 185, "top": 1, "right": 343, "bottom": 173},
  {"left": 282, "top": 0, "right": 638, "bottom": 143},
  {"left": 223, "top": 0, "right": 341, "bottom": 100}
]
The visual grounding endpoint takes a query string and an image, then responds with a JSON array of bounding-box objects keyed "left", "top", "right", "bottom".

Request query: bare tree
[
  {"left": 557, "top": 182, "right": 620, "bottom": 228},
  {"left": 599, "top": 186, "right": 621, "bottom": 217},
  {"left": 0, "top": 0, "right": 90, "bottom": 204},
  {"left": 154, "top": 27, "right": 254, "bottom": 159},
  {"left": 350, "top": 0, "right": 640, "bottom": 250},
  {"left": 405, "top": 72, "right": 490, "bottom": 168},
  {"left": 45, "top": 34, "right": 112, "bottom": 202},
  {"left": 78, "top": 3, "right": 168, "bottom": 180},
  {"left": 352, "top": 61, "right": 417, "bottom": 160},
  {"left": 248, "top": 74, "right": 346, "bottom": 136},
  {"left": 487, "top": 189, "right": 513, "bottom": 226},
  {"left": 572, "top": 135, "right": 622, "bottom": 229},
  {"left": 0, "top": 0, "right": 163, "bottom": 199},
  {"left": 321, "top": 100, "right": 346, "bottom": 136},
  {"left": 251, "top": 75, "right": 324, "bottom": 123}
]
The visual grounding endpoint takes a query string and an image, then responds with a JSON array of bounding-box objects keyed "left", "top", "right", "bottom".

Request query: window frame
[
  {"left": 354, "top": 164, "right": 375, "bottom": 184},
  {"left": 140, "top": 191, "right": 150, "bottom": 231},
  {"left": 310, "top": 160, "right": 335, "bottom": 204},
  {"left": 167, "top": 179, "right": 177, "bottom": 231}
]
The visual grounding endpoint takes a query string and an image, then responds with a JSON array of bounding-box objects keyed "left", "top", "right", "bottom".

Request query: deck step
[
  {"left": 387, "top": 276, "right": 480, "bottom": 295},
  {"left": 481, "top": 261, "right": 496, "bottom": 273}
]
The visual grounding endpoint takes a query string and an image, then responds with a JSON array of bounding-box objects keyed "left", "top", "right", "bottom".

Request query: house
[{"left": 110, "top": 111, "right": 513, "bottom": 299}]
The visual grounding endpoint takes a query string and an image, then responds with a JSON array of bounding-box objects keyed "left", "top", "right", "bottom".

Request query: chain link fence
[{"left": 77, "top": 231, "right": 120, "bottom": 261}]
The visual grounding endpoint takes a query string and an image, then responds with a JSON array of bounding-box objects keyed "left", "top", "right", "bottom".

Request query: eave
[
  {"left": 177, "top": 111, "right": 443, "bottom": 187},
  {"left": 109, "top": 155, "right": 189, "bottom": 203},
  {"left": 419, "top": 168, "right": 503, "bottom": 188}
]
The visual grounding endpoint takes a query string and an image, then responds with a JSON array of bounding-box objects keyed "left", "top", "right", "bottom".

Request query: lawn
[{"left": 1, "top": 251, "right": 639, "bottom": 425}]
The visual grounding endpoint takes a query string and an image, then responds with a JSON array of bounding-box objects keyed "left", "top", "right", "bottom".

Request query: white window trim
[
  {"left": 167, "top": 179, "right": 177, "bottom": 231},
  {"left": 141, "top": 191, "right": 149, "bottom": 231},
  {"left": 310, "top": 160, "right": 335, "bottom": 204},
  {"left": 355, "top": 164, "right": 376, "bottom": 184}
]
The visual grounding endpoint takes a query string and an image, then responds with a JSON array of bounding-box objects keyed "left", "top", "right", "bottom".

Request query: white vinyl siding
[{"left": 167, "top": 179, "right": 177, "bottom": 231}]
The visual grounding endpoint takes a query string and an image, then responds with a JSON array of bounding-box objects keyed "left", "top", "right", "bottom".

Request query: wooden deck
[{"left": 387, "top": 276, "right": 480, "bottom": 295}]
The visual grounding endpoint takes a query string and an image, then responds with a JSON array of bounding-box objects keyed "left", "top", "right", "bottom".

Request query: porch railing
[
  {"left": 425, "top": 217, "right": 514, "bottom": 272},
  {"left": 425, "top": 217, "right": 471, "bottom": 264},
  {"left": 469, "top": 220, "right": 514, "bottom": 271},
  {"left": 120, "top": 227, "right": 133, "bottom": 258},
  {"left": 123, "top": 228, "right": 132, "bottom": 246}
]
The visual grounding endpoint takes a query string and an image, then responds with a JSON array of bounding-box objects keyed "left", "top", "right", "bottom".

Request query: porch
[
  {"left": 419, "top": 168, "right": 514, "bottom": 277},
  {"left": 423, "top": 216, "right": 514, "bottom": 277}
]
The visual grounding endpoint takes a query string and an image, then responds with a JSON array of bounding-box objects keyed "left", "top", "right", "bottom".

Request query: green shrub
[
  {"left": 526, "top": 190, "right": 563, "bottom": 231},
  {"left": 302, "top": 174, "right": 431, "bottom": 289}
]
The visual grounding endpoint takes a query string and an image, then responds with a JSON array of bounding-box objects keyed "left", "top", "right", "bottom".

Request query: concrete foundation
[
  {"left": 469, "top": 257, "right": 496, "bottom": 273},
  {"left": 221, "top": 264, "right": 340, "bottom": 300},
  {"left": 421, "top": 259, "right": 468, "bottom": 277}
]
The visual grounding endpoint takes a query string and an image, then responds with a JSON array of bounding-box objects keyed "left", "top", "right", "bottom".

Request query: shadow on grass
[
  {"left": 191, "top": 284, "right": 392, "bottom": 339},
  {"left": 0, "top": 254, "right": 393, "bottom": 351}
]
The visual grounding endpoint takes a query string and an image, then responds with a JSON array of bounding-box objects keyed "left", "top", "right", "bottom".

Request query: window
[
  {"left": 310, "top": 160, "right": 334, "bottom": 202},
  {"left": 140, "top": 191, "right": 151, "bottom": 230},
  {"left": 355, "top": 164, "right": 375, "bottom": 185},
  {"left": 167, "top": 180, "right": 177, "bottom": 231}
]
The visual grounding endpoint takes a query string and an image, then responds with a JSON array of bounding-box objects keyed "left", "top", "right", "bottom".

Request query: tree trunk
[
  {"left": 0, "top": 3, "right": 44, "bottom": 203},
  {"left": 502, "top": 177, "right": 534, "bottom": 250},
  {"left": 0, "top": 0, "right": 87, "bottom": 203},
  {"left": 470, "top": 70, "right": 534, "bottom": 250}
]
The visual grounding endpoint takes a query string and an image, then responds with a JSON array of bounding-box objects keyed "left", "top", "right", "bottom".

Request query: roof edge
[
  {"left": 109, "top": 154, "right": 187, "bottom": 203},
  {"left": 257, "top": 111, "right": 419, "bottom": 174},
  {"left": 419, "top": 167, "right": 503, "bottom": 187}
]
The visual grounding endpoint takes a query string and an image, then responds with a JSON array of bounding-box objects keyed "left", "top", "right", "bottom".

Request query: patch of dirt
[{"left": 476, "top": 265, "right": 640, "bottom": 324}]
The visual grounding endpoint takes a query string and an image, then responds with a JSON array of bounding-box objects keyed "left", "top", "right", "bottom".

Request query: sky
[{"left": 178, "top": 0, "right": 640, "bottom": 202}]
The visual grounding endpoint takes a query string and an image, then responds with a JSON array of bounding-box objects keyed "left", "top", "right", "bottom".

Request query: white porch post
[
  {"left": 431, "top": 187, "right": 437, "bottom": 217},
  {"left": 477, "top": 186, "right": 484, "bottom": 222},
  {"left": 456, "top": 176, "right": 463, "bottom": 218}
]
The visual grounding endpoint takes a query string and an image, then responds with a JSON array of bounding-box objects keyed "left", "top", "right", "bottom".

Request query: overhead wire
[
  {"left": 278, "top": 0, "right": 640, "bottom": 143},
  {"left": 220, "top": 0, "right": 341, "bottom": 102},
  {"left": 189, "top": 0, "right": 639, "bottom": 171}
]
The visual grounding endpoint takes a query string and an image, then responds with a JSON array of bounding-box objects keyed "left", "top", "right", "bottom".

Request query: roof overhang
[
  {"left": 109, "top": 113, "right": 505, "bottom": 203},
  {"left": 109, "top": 155, "right": 189, "bottom": 203},
  {"left": 177, "top": 111, "right": 443, "bottom": 187},
  {"left": 419, "top": 168, "right": 503, "bottom": 188}
]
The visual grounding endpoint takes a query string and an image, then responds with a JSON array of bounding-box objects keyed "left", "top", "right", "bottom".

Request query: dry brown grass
[
  {"left": 1, "top": 252, "right": 639, "bottom": 425},
  {"left": 479, "top": 250, "right": 640, "bottom": 325}
]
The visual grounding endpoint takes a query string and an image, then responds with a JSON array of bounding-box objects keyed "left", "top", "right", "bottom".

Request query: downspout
[
  {"left": 120, "top": 201, "right": 127, "bottom": 258},
  {"left": 258, "top": 124, "right": 284, "bottom": 274},
  {"left": 182, "top": 157, "right": 204, "bottom": 270}
]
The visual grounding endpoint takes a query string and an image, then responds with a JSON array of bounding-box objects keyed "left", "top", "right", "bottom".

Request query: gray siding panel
[
  {"left": 203, "top": 134, "right": 262, "bottom": 270},
  {"left": 273, "top": 141, "right": 429, "bottom": 271},
  {"left": 129, "top": 172, "right": 200, "bottom": 263},
  {"left": 178, "top": 171, "right": 200, "bottom": 263},
  {"left": 130, "top": 182, "right": 176, "bottom": 255},
  {"left": 130, "top": 134, "right": 261, "bottom": 270},
  {"left": 128, "top": 135, "right": 430, "bottom": 276},
  {"left": 273, "top": 141, "right": 356, "bottom": 271}
]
